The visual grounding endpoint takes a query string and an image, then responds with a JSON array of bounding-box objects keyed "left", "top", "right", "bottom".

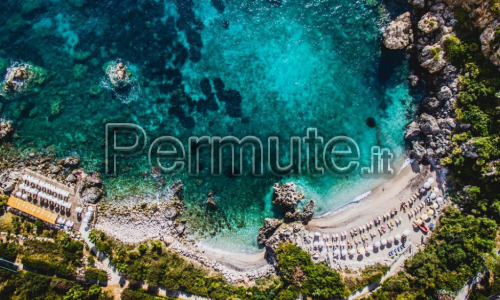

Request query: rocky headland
[{"left": 385, "top": 0, "right": 500, "bottom": 166}]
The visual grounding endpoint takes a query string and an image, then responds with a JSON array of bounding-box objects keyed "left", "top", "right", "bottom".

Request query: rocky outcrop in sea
[
  {"left": 255, "top": 182, "right": 319, "bottom": 264},
  {"left": 0, "top": 119, "right": 14, "bottom": 143}
]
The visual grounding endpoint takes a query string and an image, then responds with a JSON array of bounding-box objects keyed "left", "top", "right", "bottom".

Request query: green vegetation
[
  {"left": 431, "top": 46, "right": 442, "bottom": 62},
  {"left": 90, "top": 230, "right": 349, "bottom": 299},
  {"left": 21, "top": 234, "right": 83, "bottom": 277},
  {"left": 84, "top": 267, "right": 108, "bottom": 282},
  {"left": 275, "top": 243, "right": 347, "bottom": 299},
  {"left": 89, "top": 229, "right": 280, "bottom": 299},
  {"left": 370, "top": 9, "right": 500, "bottom": 299},
  {"left": 0, "top": 234, "right": 111, "bottom": 300},
  {"left": 0, "top": 270, "right": 111, "bottom": 300},
  {"left": 343, "top": 263, "right": 389, "bottom": 293},
  {"left": 0, "top": 242, "right": 18, "bottom": 261},
  {"left": 0, "top": 194, "right": 8, "bottom": 214},
  {"left": 121, "top": 287, "right": 176, "bottom": 300}
]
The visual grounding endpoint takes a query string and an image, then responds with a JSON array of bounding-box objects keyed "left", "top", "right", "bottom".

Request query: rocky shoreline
[
  {"left": 383, "top": 0, "right": 460, "bottom": 166},
  {"left": 385, "top": 0, "right": 499, "bottom": 167}
]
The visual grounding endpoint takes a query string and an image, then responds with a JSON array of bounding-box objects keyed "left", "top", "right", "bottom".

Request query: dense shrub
[{"left": 275, "top": 243, "right": 346, "bottom": 299}]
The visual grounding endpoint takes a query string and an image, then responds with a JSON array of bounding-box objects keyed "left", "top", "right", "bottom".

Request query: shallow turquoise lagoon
[{"left": 0, "top": 0, "right": 415, "bottom": 251}]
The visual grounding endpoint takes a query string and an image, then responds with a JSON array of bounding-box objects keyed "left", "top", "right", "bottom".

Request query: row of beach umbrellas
[
  {"left": 22, "top": 174, "right": 70, "bottom": 198},
  {"left": 16, "top": 186, "right": 72, "bottom": 209}
]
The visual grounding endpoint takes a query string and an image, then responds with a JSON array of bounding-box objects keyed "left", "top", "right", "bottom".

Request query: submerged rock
[
  {"left": 366, "top": 117, "right": 376, "bottom": 128},
  {"left": 206, "top": 192, "right": 217, "bottom": 209},
  {"left": 383, "top": 12, "right": 413, "bottom": 50}
]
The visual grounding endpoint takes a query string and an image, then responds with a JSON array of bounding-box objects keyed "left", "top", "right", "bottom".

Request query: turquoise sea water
[{"left": 0, "top": 0, "right": 414, "bottom": 251}]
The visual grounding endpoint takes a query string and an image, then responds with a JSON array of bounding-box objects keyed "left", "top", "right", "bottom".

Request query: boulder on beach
[{"left": 257, "top": 218, "right": 283, "bottom": 245}]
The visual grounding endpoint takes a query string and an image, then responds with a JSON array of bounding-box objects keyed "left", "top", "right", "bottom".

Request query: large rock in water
[
  {"left": 297, "top": 199, "right": 315, "bottom": 224},
  {"left": 272, "top": 182, "right": 304, "bottom": 210},
  {"left": 383, "top": 12, "right": 413, "bottom": 50},
  {"left": 404, "top": 121, "right": 421, "bottom": 140},
  {"left": 0, "top": 120, "right": 14, "bottom": 143}
]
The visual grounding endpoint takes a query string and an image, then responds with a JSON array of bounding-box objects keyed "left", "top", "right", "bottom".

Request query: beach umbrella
[
  {"left": 421, "top": 214, "right": 429, "bottom": 221},
  {"left": 419, "top": 188, "right": 425, "bottom": 194},
  {"left": 395, "top": 234, "right": 402, "bottom": 241},
  {"left": 381, "top": 239, "right": 387, "bottom": 246},
  {"left": 415, "top": 219, "right": 423, "bottom": 226},
  {"left": 334, "top": 249, "right": 341, "bottom": 256},
  {"left": 366, "top": 245, "right": 373, "bottom": 252},
  {"left": 341, "top": 249, "right": 348, "bottom": 257},
  {"left": 423, "top": 182, "right": 431, "bottom": 189},
  {"left": 358, "top": 247, "right": 365, "bottom": 255},
  {"left": 403, "top": 229, "right": 410, "bottom": 236},
  {"left": 427, "top": 178, "right": 434, "bottom": 184},
  {"left": 314, "top": 232, "right": 321, "bottom": 238},
  {"left": 15, "top": 191, "right": 22, "bottom": 198},
  {"left": 433, "top": 203, "right": 439, "bottom": 209},
  {"left": 430, "top": 192, "right": 437, "bottom": 199},
  {"left": 373, "top": 241, "right": 381, "bottom": 248},
  {"left": 387, "top": 236, "right": 394, "bottom": 244},
  {"left": 437, "top": 196, "right": 443, "bottom": 202},
  {"left": 22, "top": 194, "right": 28, "bottom": 200},
  {"left": 427, "top": 209, "right": 435, "bottom": 215}
]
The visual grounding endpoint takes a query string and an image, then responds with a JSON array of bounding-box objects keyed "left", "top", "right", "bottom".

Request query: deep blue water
[{"left": 0, "top": 0, "right": 414, "bottom": 251}]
